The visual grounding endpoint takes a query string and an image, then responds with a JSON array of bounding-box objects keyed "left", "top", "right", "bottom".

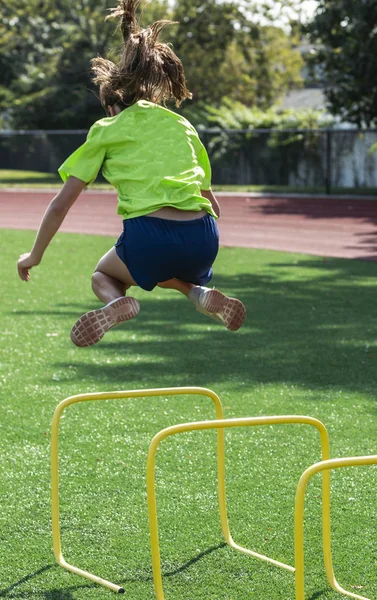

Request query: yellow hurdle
[
  {"left": 51, "top": 389, "right": 330, "bottom": 594},
  {"left": 51, "top": 387, "right": 225, "bottom": 594},
  {"left": 294, "top": 455, "right": 377, "bottom": 600},
  {"left": 51, "top": 388, "right": 375, "bottom": 599},
  {"left": 146, "top": 415, "right": 331, "bottom": 600}
]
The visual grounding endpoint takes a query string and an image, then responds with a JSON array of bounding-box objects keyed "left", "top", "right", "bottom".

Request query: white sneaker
[
  {"left": 189, "top": 287, "right": 246, "bottom": 331},
  {"left": 70, "top": 296, "right": 140, "bottom": 347}
]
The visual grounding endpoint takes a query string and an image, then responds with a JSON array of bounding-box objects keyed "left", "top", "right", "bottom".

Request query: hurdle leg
[
  {"left": 295, "top": 456, "right": 377, "bottom": 600},
  {"left": 218, "top": 415, "right": 330, "bottom": 572}
]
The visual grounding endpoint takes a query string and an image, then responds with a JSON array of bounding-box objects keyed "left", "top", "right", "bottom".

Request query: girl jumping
[{"left": 17, "top": 0, "right": 246, "bottom": 347}]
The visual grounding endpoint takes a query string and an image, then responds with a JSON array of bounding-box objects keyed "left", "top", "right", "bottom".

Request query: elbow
[{"left": 48, "top": 203, "right": 69, "bottom": 221}]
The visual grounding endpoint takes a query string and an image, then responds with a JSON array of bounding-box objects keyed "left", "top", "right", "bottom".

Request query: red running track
[{"left": 2, "top": 189, "right": 377, "bottom": 261}]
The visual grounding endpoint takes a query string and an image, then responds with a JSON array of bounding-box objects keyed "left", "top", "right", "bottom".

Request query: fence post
[{"left": 325, "top": 130, "right": 332, "bottom": 195}]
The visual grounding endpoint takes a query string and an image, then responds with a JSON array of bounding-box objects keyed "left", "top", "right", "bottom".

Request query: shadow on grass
[
  {"left": 0, "top": 589, "right": 88, "bottom": 599},
  {"left": 45, "top": 257, "right": 377, "bottom": 396},
  {"left": 12, "top": 306, "right": 99, "bottom": 318},
  {"left": 0, "top": 545, "right": 227, "bottom": 598},
  {"left": 118, "top": 542, "right": 227, "bottom": 585},
  {"left": 0, "top": 565, "right": 56, "bottom": 597},
  {"left": 10, "top": 300, "right": 100, "bottom": 318},
  {"left": 161, "top": 542, "right": 227, "bottom": 578},
  {"left": 0, "top": 565, "right": 105, "bottom": 598},
  {"left": 0, "top": 586, "right": 94, "bottom": 599},
  {"left": 0, "top": 565, "right": 94, "bottom": 598}
]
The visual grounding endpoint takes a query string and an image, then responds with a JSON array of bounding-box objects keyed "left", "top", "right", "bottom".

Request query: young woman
[{"left": 17, "top": 0, "right": 246, "bottom": 347}]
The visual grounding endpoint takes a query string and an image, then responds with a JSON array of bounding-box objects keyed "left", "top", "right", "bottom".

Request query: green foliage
[
  {"left": 171, "top": 0, "right": 304, "bottom": 107},
  {"left": 171, "top": 0, "right": 245, "bottom": 103},
  {"left": 205, "top": 99, "right": 334, "bottom": 130},
  {"left": 194, "top": 100, "right": 335, "bottom": 186},
  {"left": 0, "top": 0, "right": 109, "bottom": 127},
  {"left": 305, "top": 0, "right": 377, "bottom": 127},
  {"left": 176, "top": 98, "right": 335, "bottom": 137},
  {"left": 1, "top": 0, "right": 171, "bottom": 129},
  {"left": 1, "top": 0, "right": 304, "bottom": 129},
  {"left": 211, "top": 26, "right": 304, "bottom": 109}
]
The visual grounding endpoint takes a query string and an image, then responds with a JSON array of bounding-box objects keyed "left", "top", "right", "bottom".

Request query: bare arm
[
  {"left": 201, "top": 188, "right": 220, "bottom": 218},
  {"left": 17, "top": 176, "right": 86, "bottom": 281}
]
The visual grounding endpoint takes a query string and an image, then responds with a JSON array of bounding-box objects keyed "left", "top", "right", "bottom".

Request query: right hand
[{"left": 17, "top": 252, "right": 40, "bottom": 282}]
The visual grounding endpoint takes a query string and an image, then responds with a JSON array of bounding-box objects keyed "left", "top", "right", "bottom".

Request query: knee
[{"left": 91, "top": 270, "right": 103, "bottom": 292}]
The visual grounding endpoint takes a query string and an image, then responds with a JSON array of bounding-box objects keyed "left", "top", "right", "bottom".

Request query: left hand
[{"left": 17, "top": 252, "right": 40, "bottom": 282}]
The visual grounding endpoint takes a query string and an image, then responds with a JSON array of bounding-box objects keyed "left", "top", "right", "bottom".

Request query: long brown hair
[{"left": 91, "top": 0, "right": 192, "bottom": 110}]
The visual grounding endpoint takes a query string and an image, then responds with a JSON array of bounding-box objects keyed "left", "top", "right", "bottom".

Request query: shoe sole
[
  {"left": 199, "top": 289, "right": 246, "bottom": 331},
  {"left": 70, "top": 297, "right": 140, "bottom": 347}
]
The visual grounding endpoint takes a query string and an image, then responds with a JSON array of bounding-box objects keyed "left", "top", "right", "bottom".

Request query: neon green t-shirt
[{"left": 58, "top": 100, "right": 216, "bottom": 219}]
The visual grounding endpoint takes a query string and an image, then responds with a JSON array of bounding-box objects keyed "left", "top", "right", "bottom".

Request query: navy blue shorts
[{"left": 115, "top": 213, "right": 219, "bottom": 291}]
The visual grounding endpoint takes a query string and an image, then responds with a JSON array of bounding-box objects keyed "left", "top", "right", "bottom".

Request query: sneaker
[
  {"left": 188, "top": 287, "right": 246, "bottom": 331},
  {"left": 70, "top": 296, "right": 140, "bottom": 347}
]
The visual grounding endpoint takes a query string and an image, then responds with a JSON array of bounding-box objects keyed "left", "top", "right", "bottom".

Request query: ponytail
[{"left": 91, "top": 0, "right": 192, "bottom": 109}]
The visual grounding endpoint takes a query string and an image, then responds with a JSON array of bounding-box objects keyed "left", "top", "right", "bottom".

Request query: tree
[
  {"left": 171, "top": 0, "right": 303, "bottom": 107},
  {"left": 171, "top": 0, "right": 242, "bottom": 102},
  {"left": 305, "top": 0, "right": 377, "bottom": 126},
  {"left": 0, "top": 0, "right": 172, "bottom": 129},
  {"left": 1, "top": 0, "right": 304, "bottom": 129},
  {"left": 213, "top": 28, "right": 303, "bottom": 109},
  {"left": 0, "top": 1, "right": 66, "bottom": 125}
]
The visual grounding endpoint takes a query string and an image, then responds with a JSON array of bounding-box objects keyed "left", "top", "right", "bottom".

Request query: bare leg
[
  {"left": 157, "top": 278, "right": 194, "bottom": 297},
  {"left": 92, "top": 247, "right": 137, "bottom": 303},
  {"left": 92, "top": 272, "right": 128, "bottom": 304},
  {"left": 70, "top": 247, "right": 140, "bottom": 347},
  {"left": 158, "top": 278, "right": 246, "bottom": 332}
]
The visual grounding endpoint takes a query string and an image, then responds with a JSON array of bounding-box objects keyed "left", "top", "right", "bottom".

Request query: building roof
[{"left": 281, "top": 88, "right": 326, "bottom": 110}]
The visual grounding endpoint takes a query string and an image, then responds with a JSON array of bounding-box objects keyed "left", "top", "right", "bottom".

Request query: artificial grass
[
  {"left": 1, "top": 170, "right": 377, "bottom": 196},
  {"left": 1, "top": 229, "right": 377, "bottom": 599},
  {"left": 0, "top": 169, "right": 61, "bottom": 186}
]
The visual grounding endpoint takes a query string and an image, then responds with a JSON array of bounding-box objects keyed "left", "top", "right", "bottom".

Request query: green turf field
[{"left": 1, "top": 229, "right": 377, "bottom": 599}]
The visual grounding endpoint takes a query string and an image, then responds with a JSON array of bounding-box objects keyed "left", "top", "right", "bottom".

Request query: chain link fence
[{"left": 1, "top": 128, "right": 377, "bottom": 193}]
